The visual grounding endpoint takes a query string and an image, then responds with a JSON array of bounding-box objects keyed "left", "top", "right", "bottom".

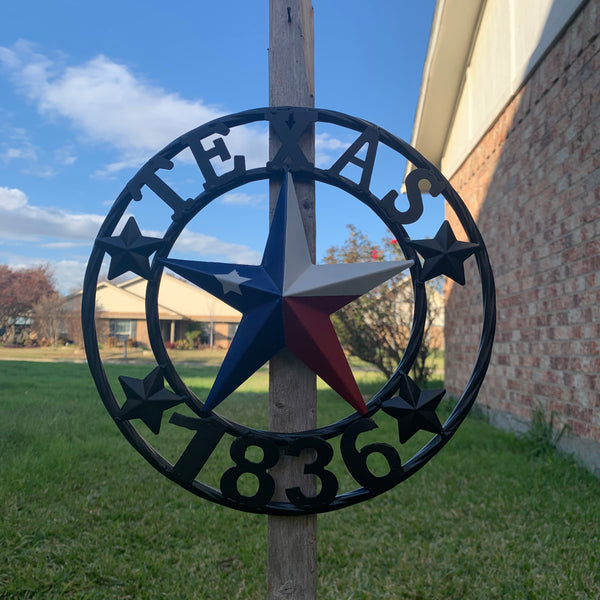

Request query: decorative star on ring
[
  {"left": 118, "top": 367, "right": 185, "bottom": 434},
  {"left": 382, "top": 374, "right": 445, "bottom": 443},
  {"left": 408, "top": 220, "right": 478, "bottom": 285},
  {"left": 161, "top": 172, "right": 413, "bottom": 415},
  {"left": 97, "top": 216, "right": 164, "bottom": 280}
]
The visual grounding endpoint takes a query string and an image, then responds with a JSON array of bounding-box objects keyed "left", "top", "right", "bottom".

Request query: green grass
[
  {"left": 0, "top": 344, "right": 229, "bottom": 365},
  {"left": 1, "top": 361, "right": 599, "bottom": 599}
]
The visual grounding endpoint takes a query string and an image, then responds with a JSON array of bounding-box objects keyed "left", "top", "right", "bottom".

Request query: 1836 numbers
[{"left": 170, "top": 414, "right": 404, "bottom": 510}]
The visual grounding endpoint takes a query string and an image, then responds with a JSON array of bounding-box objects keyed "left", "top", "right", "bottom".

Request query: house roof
[
  {"left": 72, "top": 273, "right": 241, "bottom": 322},
  {"left": 92, "top": 279, "right": 185, "bottom": 320},
  {"left": 407, "top": 0, "right": 586, "bottom": 179},
  {"left": 408, "top": 0, "right": 485, "bottom": 173},
  {"left": 120, "top": 274, "right": 241, "bottom": 321}
]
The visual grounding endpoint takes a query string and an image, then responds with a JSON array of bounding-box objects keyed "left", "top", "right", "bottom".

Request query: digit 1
[{"left": 170, "top": 413, "right": 226, "bottom": 482}]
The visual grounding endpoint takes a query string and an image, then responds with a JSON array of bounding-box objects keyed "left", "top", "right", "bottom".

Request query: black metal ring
[{"left": 82, "top": 107, "right": 495, "bottom": 514}]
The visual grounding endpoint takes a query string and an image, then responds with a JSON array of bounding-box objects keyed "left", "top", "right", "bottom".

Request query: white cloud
[
  {"left": 2, "top": 42, "right": 371, "bottom": 180},
  {"left": 54, "top": 146, "right": 77, "bottom": 166},
  {"left": 161, "top": 229, "right": 262, "bottom": 265},
  {"left": 23, "top": 164, "right": 56, "bottom": 178},
  {"left": 316, "top": 132, "right": 350, "bottom": 152},
  {"left": 0, "top": 123, "right": 61, "bottom": 177},
  {"left": 0, "top": 127, "right": 38, "bottom": 163},
  {"left": 37, "top": 55, "right": 221, "bottom": 158},
  {"left": 0, "top": 186, "right": 104, "bottom": 242},
  {"left": 220, "top": 191, "right": 265, "bottom": 207},
  {"left": 0, "top": 185, "right": 261, "bottom": 259},
  {"left": 41, "top": 241, "right": 85, "bottom": 249},
  {"left": 0, "top": 41, "right": 220, "bottom": 163},
  {"left": 1, "top": 146, "right": 38, "bottom": 161},
  {"left": 0, "top": 186, "right": 262, "bottom": 291},
  {"left": 51, "top": 259, "right": 89, "bottom": 293},
  {"left": 0, "top": 41, "right": 269, "bottom": 176},
  {"left": 0, "top": 252, "right": 88, "bottom": 294},
  {"left": 315, "top": 132, "right": 351, "bottom": 168}
]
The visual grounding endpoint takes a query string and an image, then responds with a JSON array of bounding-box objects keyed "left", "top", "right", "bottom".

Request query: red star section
[{"left": 283, "top": 296, "right": 366, "bottom": 414}]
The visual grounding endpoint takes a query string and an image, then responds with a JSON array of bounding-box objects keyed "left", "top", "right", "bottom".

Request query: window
[{"left": 109, "top": 319, "right": 137, "bottom": 339}]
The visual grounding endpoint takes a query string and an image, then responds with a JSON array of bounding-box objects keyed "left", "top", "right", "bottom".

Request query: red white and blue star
[{"left": 161, "top": 173, "right": 413, "bottom": 415}]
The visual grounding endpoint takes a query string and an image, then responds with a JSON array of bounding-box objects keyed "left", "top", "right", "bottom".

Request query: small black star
[
  {"left": 118, "top": 367, "right": 185, "bottom": 434},
  {"left": 382, "top": 375, "right": 445, "bottom": 444},
  {"left": 408, "top": 220, "right": 478, "bottom": 285},
  {"left": 97, "top": 216, "right": 164, "bottom": 280}
]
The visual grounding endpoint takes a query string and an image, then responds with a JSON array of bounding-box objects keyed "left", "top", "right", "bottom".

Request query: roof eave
[{"left": 404, "top": 0, "right": 485, "bottom": 185}]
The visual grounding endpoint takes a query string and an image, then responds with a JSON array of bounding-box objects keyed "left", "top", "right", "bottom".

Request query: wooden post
[{"left": 267, "top": 1, "right": 317, "bottom": 599}]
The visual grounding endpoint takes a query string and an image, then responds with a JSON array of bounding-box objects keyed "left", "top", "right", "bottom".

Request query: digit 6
[{"left": 340, "top": 418, "right": 403, "bottom": 492}]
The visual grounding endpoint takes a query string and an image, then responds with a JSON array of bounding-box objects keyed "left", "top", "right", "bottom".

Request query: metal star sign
[
  {"left": 382, "top": 374, "right": 444, "bottom": 444},
  {"left": 162, "top": 172, "right": 413, "bottom": 415},
  {"left": 97, "top": 216, "right": 164, "bottom": 280},
  {"left": 82, "top": 107, "right": 496, "bottom": 515},
  {"left": 409, "top": 220, "right": 479, "bottom": 285},
  {"left": 118, "top": 367, "right": 185, "bottom": 434}
]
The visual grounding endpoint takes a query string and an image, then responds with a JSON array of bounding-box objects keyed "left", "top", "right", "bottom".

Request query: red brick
[{"left": 446, "top": 0, "right": 600, "bottom": 445}]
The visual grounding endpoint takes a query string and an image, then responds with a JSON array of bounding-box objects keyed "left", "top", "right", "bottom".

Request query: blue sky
[{"left": 0, "top": 1, "right": 437, "bottom": 293}]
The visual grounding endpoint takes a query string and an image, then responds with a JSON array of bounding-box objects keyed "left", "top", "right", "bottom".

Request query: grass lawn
[
  {"left": 1, "top": 360, "right": 599, "bottom": 599},
  {"left": 0, "top": 345, "right": 229, "bottom": 365}
]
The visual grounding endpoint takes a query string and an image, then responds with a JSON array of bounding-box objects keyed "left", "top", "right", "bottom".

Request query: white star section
[
  {"left": 281, "top": 172, "right": 413, "bottom": 298},
  {"left": 215, "top": 269, "right": 251, "bottom": 295}
]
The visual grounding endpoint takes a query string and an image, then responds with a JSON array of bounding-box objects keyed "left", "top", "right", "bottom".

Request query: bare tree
[
  {"left": 324, "top": 226, "right": 443, "bottom": 384},
  {"left": 32, "top": 292, "right": 69, "bottom": 345}
]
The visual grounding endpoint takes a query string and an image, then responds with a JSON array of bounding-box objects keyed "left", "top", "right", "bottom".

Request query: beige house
[{"left": 71, "top": 273, "right": 241, "bottom": 348}]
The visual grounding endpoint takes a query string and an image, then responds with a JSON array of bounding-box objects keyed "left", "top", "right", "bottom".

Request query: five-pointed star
[
  {"left": 215, "top": 270, "right": 251, "bottom": 295},
  {"left": 118, "top": 367, "right": 185, "bottom": 434},
  {"left": 408, "top": 220, "right": 479, "bottom": 285},
  {"left": 97, "top": 216, "right": 164, "bottom": 280},
  {"left": 381, "top": 374, "right": 445, "bottom": 443},
  {"left": 161, "top": 172, "right": 413, "bottom": 415}
]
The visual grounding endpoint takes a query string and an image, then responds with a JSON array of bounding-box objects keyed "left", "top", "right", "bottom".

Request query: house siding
[
  {"left": 68, "top": 274, "right": 242, "bottom": 349},
  {"left": 444, "top": 0, "right": 600, "bottom": 466}
]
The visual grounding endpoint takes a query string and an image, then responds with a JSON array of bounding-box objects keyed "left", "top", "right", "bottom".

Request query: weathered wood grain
[{"left": 267, "top": 2, "right": 317, "bottom": 599}]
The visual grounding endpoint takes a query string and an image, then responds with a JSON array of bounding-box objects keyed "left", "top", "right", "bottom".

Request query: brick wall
[{"left": 445, "top": 1, "right": 600, "bottom": 448}]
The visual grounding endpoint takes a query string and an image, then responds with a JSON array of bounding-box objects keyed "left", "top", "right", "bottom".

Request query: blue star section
[
  {"left": 161, "top": 172, "right": 413, "bottom": 414},
  {"left": 408, "top": 220, "right": 478, "bottom": 285},
  {"left": 161, "top": 178, "right": 288, "bottom": 412},
  {"left": 205, "top": 302, "right": 285, "bottom": 409},
  {"left": 382, "top": 374, "right": 445, "bottom": 443},
  {"left": 118, "top": 367, "right": 185, "bottom": 434},
  {"left": 97, "top": 216, "right": 164, "bottom": 280},
  {"left": 157, "top": 259, "right": 280, "bottom": 313}
]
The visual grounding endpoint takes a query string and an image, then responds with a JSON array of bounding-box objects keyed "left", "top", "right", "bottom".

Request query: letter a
[{"left": 327, "top": 127, "right": 380, "bottom": 192}]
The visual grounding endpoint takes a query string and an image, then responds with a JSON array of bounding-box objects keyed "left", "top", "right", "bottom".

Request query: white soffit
[
  {"left": 407, "top": 0, "right": 485, "bottom": 173},
  {"left": 407, "top": 0, "right": 586, "bottom": 182}
]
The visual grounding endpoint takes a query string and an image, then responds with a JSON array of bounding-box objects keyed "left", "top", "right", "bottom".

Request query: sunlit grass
[{"left": 1, "top": 360, "right": 599, "bottom": 599}]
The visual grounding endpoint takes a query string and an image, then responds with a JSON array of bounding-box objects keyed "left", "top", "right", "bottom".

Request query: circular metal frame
[{"left": 82, "top": 107, "right": 496, "bottom": 514}]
